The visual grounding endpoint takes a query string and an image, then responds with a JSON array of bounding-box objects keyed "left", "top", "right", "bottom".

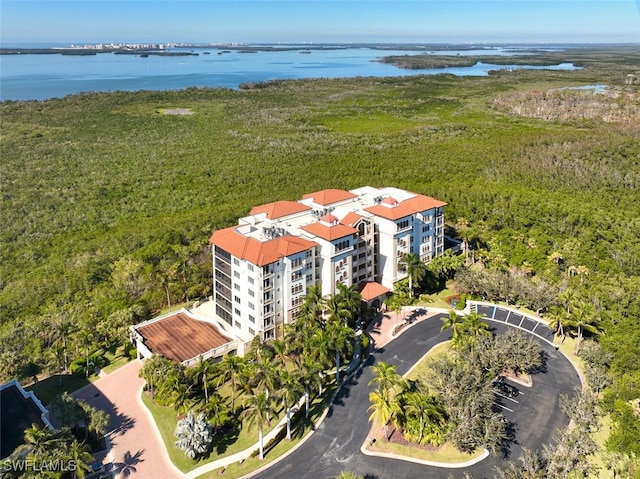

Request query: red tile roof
[
  {"left": 136, "top": 312, "right": 234, "bottom": 363},
  {"left": 358, "top": 281, "right": 390, "bottom": 301},
  {"left": 300, "top": 222, "right": 357, "bottom": 241},
  {"left": 250, "top": 200, "right": 311, "bottom": 220},
  {"left": 211, "top": 227, "right": 317, "bottom": 266},
  {"left": 302, "top": 189, "right": 357, "bottom": 206},
  {"left": 340, "top": 212, "right": 363, "bottom": 227},
  {"left": 364, "top": 193, "right": 447, "bottom": 221},
  {"left": 320, "top": 213, "right": 339, "bottom": 224}
]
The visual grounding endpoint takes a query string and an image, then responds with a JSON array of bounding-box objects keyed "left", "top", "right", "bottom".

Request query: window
[
  {"left": 249, "top": 315, "right": 255, "bottom": 323},
  {"left": 249, "top": 302, "right": 255, "bottom": 310},
  {"left": 234, "top": 283, "right": 240, "bottom": 291},
  {"left": 248, "top": 289, "right": 255, "bottom": 297},
  {"left": 248, "top": 276, "right": 254, "bottom": 284},
  {"left": 234, "top": 258, "right": 240, "bottom": 266},
  {"left": 305, "top": 250, "right": 313, "bottom": 258},
  {"left": 234, "top": 295, "right": 241, "bottom": 303},
  {"left": 397, "top": 219, "right": 410, "bottom": 230},
  {"left": 234, "top": 308, "right": 241, "bottom": 316},
  {"left": 291, "top": 283, "right": 304, "bottom": 295},
  {"left": 335, "top": 239, "right": 350, "bottom": 252},
  {"left": 306, "top": 274, "right": 313, "bottom": 282},
  {"left": 248, "top": 327, "right": 255, "bottom": 336},
  {"left": 234, "top": 271, "right": 240, "bottom": 279},
  {"left": 234, "top": 320, "right": 242, "bottom": 329},
  {"left": 291, "top": 271, "right": 303, "bottom": 282},
  {"left": 248, "top": 264, "right": 254, "bottom": 272},
  {"left": 422, "top": 224, "right": 431, "bottom": 232}
]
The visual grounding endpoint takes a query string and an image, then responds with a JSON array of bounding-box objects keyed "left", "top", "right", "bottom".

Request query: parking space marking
[
  {"left": 493, "top": 402, "right": 514, "bottom": 413},
  {"left": 518, "top": 316, "right": 524, "bottom": 327},
  {"left": 494, "top": 392, "right": 519, "bottom": 403}
]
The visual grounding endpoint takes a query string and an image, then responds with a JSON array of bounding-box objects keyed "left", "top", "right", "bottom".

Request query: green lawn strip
[
  {"left": 194, "top": 382, "right": 339, "bottom": 479},
  {"left": 368, "top": 430, "right": 483, "bottom": 464},
  {"left": 26, "top": 374, "right": 98, "bottom": 406},
  {"left": 142, "top": 380, "right": 339, "bottom": 474}
]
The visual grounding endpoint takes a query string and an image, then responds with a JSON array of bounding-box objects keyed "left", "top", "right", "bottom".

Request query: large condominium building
[{"left": 210, "top": 186, "right": 446, "bottom": 342}]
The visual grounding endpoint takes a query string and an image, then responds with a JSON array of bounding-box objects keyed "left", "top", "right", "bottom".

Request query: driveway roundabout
[{"left": 252, "top": 309, "right": 581, "bottom": 479}]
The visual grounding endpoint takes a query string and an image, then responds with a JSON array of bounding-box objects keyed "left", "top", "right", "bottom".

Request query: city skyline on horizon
[{"left": 2, "top": 1, "right": 640, "bottom": 45}]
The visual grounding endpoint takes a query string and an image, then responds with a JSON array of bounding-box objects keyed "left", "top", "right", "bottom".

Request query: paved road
[{"left": 254, "top": 312, "right": 581, "bottom": 479}]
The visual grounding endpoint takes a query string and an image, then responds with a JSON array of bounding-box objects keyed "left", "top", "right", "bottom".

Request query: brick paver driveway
[{"left": 74, "top": 360, "right": 182, "bottom": 478}]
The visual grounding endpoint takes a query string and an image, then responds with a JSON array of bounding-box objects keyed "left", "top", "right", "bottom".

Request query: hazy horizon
[{"left": 2, "top": 1, "right": 640, "bottom": 45}]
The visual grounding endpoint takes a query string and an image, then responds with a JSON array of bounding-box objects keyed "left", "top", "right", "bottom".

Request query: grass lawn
[
  {"left": 404, "top": 341, "right": 452, "bottom": 385},
  {"left": 26, "top": 373, "right": 97, "bottom": 406},
  {"left": 142, "top": 380, "right": 339, "bottom": 474},
  {"left": 367, "top": 420, "right": 484, "bottom": 464},
  {"left": 194, "top": 382, "right": 338, "bottom": 479}
]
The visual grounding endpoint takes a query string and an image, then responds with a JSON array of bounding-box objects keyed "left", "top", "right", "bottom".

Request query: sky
[{"left": 1, "top": 1, "right": 639, "bottom": 45}]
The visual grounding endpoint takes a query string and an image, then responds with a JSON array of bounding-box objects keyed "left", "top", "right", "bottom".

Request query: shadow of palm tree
[{"left": 112, "top": 449, "right": 144, "bottom": 478}]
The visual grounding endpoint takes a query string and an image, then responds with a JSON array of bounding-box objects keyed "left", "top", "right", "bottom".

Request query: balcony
[{"left": 263, "top": 280, "right": 274, "bottom": 292}]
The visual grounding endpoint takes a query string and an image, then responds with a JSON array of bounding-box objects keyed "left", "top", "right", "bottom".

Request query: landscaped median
[{"left": 361, "top": 339, "right": 489, "bottom": 468}]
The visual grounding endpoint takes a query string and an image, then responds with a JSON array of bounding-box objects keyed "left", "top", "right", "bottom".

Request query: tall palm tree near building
[
  {"left": 277, "top": 370, "right": 303, "bottom": 440},
  {"left": 219, "top": 355, "right": 246, "bottom": 414},
  {"left": 326, "top": 319, "right": 354, "bottom": 382},
  {"left": 191, "top": 356, "right": 218, "bottom": 404},
  {"left": 335, "top": 283, "right": 363, "bottom": 327},
  {"left": 270, "top": 339, "right": 290, "bottom": 367},
  {"left": 399, "top": 253, "right": 427, "bottom": 296},
  {"left": 300, "top": 284, "right": 325, "bottom": 327},
  {"left": 324, "top": 294, "right": 351, "bottom": 326},
  {"left": 174, "top": 411, "right": 214, "bottom": 459},
  {"left": 296, "top": 354, "right": 323, "bottom": 418},
  {"left": 440, "top": 310, "right": 466, "bottom": 344},
  {"left": 250, "top": 357, "right": 281, "bottom": 419},
  {"left": 240, "top": 390, "right": 274, "bottom": 460}
]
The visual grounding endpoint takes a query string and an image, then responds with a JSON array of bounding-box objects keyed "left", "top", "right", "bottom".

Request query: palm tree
[
  {"left": 324, "top": 294, "right": 351, "bottom": 326},
  {"left": 368, "top": 389, "right": 401, "bottom": 441},
  {"left": 368, "top": 362, "right": 406, "bottom": 402},
  {"left": 219, "top": 354, "right": 246, "bottom": 414},
  {"left": 296, "top": 355, "right": 323, "bottom": 418},
  {"left": 566, "top": 300, "right": 601, "bottom": 348},
  {"left": 463, "top": 312, "right": 491, "bottom": 339},
  {"left": 192, "top": 356, "right": 218, "bottom": 404},
  {"left": 300, "top": 284, "right": 325, "bottom": 327},
  {"left": 398, "top": 253, "right": 427, "bottom": 295},
  {"left": 335, "top": 283, "right": 362, "bottom": 328},
  {"left": 174, "top": 411, "right": 214, "bottom": 459},
  {"left": 65, "top": 439, "right": 94, "bottom": 479},
  {"left": 250, "top": 356, "right": 281, "bottom": 414},
  {"left": 547, "top": 306, "right": 569, "bottom": 341},
  {"left": 326, "top": 319, "right": 354, "bottom": 382},
  {"left": 277, "top": 370, "right": 303, "bottom": 440},
  {"left": 270, "top": 339, "right": 290, "bottom": 367},
  {"left": 240, "top": 390, "right": 274, "bottom": 460},
  {"left": 403, "top": 391, "right": 446, "bottom": 444},
  {"left": 440, "top": 310, "right": 466, "bottom": 344}
]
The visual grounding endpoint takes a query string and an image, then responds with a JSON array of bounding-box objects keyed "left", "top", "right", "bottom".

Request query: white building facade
[{"left": 210, "top": 187, "right": 446, "bottom": 341}]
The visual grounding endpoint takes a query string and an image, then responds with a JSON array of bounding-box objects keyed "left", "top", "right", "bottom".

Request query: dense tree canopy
[{"left": 1, "top": 47, "right": 639, "bottom": 457}]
